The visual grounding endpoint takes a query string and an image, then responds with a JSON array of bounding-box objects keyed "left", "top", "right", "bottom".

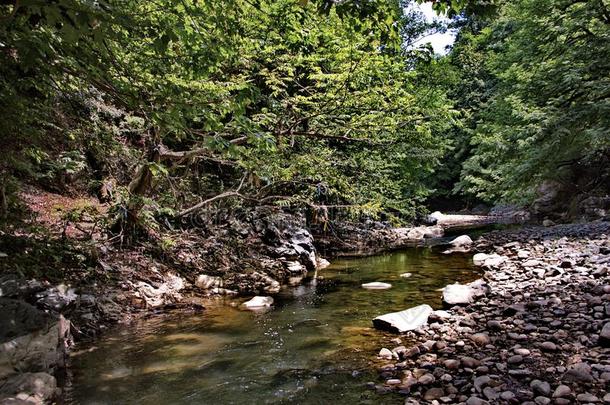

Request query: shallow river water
[{"left": 67, "top": 247, "right": 479, "bottom": 405}]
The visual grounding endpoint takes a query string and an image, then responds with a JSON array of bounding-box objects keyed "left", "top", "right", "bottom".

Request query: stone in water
[{"left": 373, "top": 304, "right": 433, "bottom": 333}]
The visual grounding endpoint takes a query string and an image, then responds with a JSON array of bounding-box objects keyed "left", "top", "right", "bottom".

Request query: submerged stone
[{"left": 372, "top": 304, "right": 433, "bottom": 333}]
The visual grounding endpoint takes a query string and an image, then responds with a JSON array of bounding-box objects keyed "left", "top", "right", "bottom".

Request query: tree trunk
[
  {"left": 0, "top": 181, "right": 7, "bottom": 220},
  {"left": 112, "top": 137, "right": 161, "bottom": 243}
]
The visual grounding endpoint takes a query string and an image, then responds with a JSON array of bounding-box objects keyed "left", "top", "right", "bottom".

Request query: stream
[{"left": 66, "top": 246, "right": 480, "bottom": 404}]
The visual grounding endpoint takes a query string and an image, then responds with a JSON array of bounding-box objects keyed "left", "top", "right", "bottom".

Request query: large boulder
[
  {"left": 579, "top": 195, "right": 610, "bottom": 220},
  {"left": 429, "top": 211, "right": 444, "bottom": 221},
  {"left": 406, "top": 226, "right": 443, "bottom": 240},
  {"left": 443, "top": 234, "right": 474, "bottom": 253},
  {"left": 373, "top": 304, "right": 434, "bottom": 333},
  {"left": 423, "top": 226, "right": 444, "bottom": 238},
  {"left": 35, "top": 285, "right": 77, "bottom": 311},
  {"left": 406, "top": 227, "right": 426, "bottom": 240},
  {"left": 472, "top": 253, "right": 490, "bottom": 266},
  {"left": 268, "top": 223, "right": 317, "bottom": 272},
  {"left": 531, "top": 180, "right": 565, "bottom": 218},
  {"left": 0, "top": 299, "right": 71, "bottom": 382},
  {"left": 0, "top": 372, "right": 57, "bottom": 405},
  {"left": 130, "top": 273, "right": 185, "bottom": 307}
]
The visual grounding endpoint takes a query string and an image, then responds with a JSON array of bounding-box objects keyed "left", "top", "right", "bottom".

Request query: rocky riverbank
[
  {"left": 0, "top": 202, "right": 526, "bottom": 404},
  {"left": 373, "top": 221, "right": 610, "bottom": 404}
]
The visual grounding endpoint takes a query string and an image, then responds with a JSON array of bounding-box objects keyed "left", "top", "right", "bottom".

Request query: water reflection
[{"left": 68, "top": 247, "right": 478, "bottom": 405}]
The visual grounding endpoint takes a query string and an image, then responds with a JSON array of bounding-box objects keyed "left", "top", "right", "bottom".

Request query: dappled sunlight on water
[{"left": 67, "top": 247, "right": 479, "bottom": 405}]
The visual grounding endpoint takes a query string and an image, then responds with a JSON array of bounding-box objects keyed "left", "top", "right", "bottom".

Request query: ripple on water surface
[{"left": 67, "top": 247, "right": 479, "bottom": 405}]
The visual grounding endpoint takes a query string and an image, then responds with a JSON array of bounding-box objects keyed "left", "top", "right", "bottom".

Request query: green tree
[{"left": 454, "top": 0, "right": 610, "bottom": 203}]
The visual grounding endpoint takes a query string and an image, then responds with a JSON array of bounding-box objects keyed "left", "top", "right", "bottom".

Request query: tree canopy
[
  {"left": 1, "top": 0, "right": 608, "bottom": 232},
  {"left": 451, "top": 0, "right": 610, "bottom": 204}
]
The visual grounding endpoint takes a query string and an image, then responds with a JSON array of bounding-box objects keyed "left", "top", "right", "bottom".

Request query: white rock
[
  {"left": 450, "top": 235, "right": 473, "bottom": 246},
  {"left": 400, "top": 273, "right": 412, "bottom": 278},
  {"left": 442, "top": 284, "right": 475, "bottom": 306},
  {"left": 378, "top": 348, "right": 393, "bottom": 359},
  {"left": 373, "top": 304, "right": 433, "bottom": 333},
  {"left": 484, "top": 256, "right": 506, "bottom": 268},
  {"left": 430, "top": 310, "right": 452, "bottom": 320},
  {"left": 195, "top": 274, "right": 222, "bottom": 289},
  {"left": 242, "top": 296, "right": 274, "bottom": 309},
  {"left": 472, "top": 253, "right": 508, "bottom": 268},
  {"left": 473, "top": 253, "right": 490, "bottom": 266},
  {"left": 316, "top": 258, "right": 331, "bottom": 269},
  {"left": 361, "top": 282, "right": 392, "bottom": 290},
  {"left": 429, "top": 211, "right": 444, "bottom": 220}
]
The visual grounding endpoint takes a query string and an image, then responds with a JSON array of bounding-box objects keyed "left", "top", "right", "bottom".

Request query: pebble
[
  {"left": 473, "top": 375, "right": 491, "bottom": 391},
  {"left": 417, "top": 373, "right": 435, "bottom": 385},
  {"left": 378, "top": 348, "right": 392, "bottom": 359},
  {"left": 530, "top": 380, "right": 551, "bottom": 396},
  {"left": 470, "top": 333, "right": 490, "bottom": 346},
  {"left": 576, "top": 393, "right": 599, "bottom": 403},
  {"left": 443, "top": 359, "right": 460, "bottom": 369},
  {"left": 535, "top": 396, "right": 551, "bottom": 405},
  {"left": 460, "top": 356, "right": 480, "bottom": 368},
  {"left": 552, "top": 384, "right": 571, "bottom": 398},
  {"left": 466, "top": 397, "right": 489, "bottom": 405},
  {"left": 540, "top": 341, "right": 557, "bottom": 351},
  {"left": 500, "top": 391, "right": 515, "bottom": 400},
  {"left": 423, "top": 387, "right": 444, "bottom": 400}
]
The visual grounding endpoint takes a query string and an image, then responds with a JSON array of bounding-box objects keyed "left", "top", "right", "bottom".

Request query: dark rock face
[
  {"left": 0, "top": 372, "right": 58, "bottom": 404},
  {"left": 0, "top": 299, "right": 51, "bottom": 342},
  {"left": 0, "top": 299, "right": 71, "bottom": 404},
  {"left": 372, "top": 221, "right": 610, "bottom": 404},
  {"left": 270, "top": 228, "right": 317, "bottom": 271},
  {"left": 531, "top": 180, "right": 565, "bottom": 219},
  {"left": 579, "top": 196, "right": 610, "bottom": 221}
]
